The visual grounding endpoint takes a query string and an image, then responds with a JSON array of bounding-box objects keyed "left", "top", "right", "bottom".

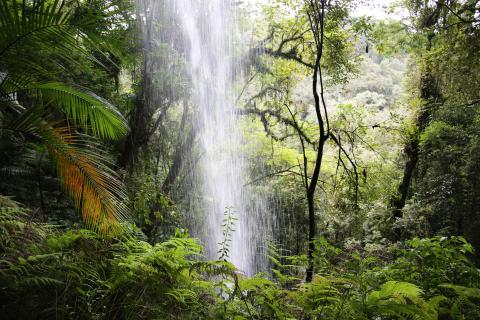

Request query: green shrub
[{"left": 2, "top": 197, "right": 480, "bottom": 319}]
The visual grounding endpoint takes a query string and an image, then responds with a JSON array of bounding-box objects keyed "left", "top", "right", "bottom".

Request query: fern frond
[
  {"left": 439, "top": 284, "right": 480, "bottom": 300},
  {"left": 190, "top": 260, "right": 237, "bottom": 278},
  {"left": 366, "top": 281, "right": 436, "bottom": 320},
  {"left": 369, "top": 281, "right": 424, "bottom": 304}
]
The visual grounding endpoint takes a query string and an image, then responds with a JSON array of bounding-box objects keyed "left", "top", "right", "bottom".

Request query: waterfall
[
  {"left": 177, "top": 0, "right": 269, "bottom": 276},
  {"left": 139, "top": 0, "right": 269, "bottom": 276}
]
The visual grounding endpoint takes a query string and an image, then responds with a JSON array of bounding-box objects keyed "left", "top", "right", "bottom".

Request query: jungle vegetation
[{"left": 1, "top": 0, "right": 480, "bottom": 319}]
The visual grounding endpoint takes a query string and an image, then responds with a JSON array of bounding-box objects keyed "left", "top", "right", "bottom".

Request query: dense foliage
[
  {"left": 1, "top": 198, "right": 480, "bottom": 319},
  {"left": 1, "top": 0, "right": 480, "bottom": 319}
]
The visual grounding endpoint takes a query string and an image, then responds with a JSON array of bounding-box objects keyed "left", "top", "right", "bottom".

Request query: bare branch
[
  {"left": 244, "top": 166, "right": 303, "bottom": 186},
  {"left": 329, "top": 132, "right": 359, "bottom": 205}
]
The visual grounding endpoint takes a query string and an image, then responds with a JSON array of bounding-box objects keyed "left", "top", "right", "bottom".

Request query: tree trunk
[
  {"left": 117, "top": 93, "right": 150, "bottom": 169},
  {"left": 118, "top": 1, "right": 155, "bottom": 170},
  {"left": 306, "top": 191, "right": 317, "bottom": 282},
  {"left": 162, "top": 100, "right": 193, "bottom": 194},
  {"left": 390, "top": 9, "right": 442, "bottom": 220},
  {"left": 391, "top": 69, "right": 440, "bottom": 221},
  {"left": 392, "top": 140, "right": 419, "bottom": 218}
]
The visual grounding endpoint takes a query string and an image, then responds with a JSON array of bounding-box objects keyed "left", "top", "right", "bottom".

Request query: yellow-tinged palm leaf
[
  {"left": 5, "top": 111, "right": 129, "bottom": 234},
  {"left": 40, "top": 126, "right": 129, "bottom": 234}
]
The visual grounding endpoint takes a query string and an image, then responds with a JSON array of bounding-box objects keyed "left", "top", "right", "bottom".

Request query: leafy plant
[
  {"left": 385, "top": 236, "right": 480, "bottom": 291},
  {"left": 0, "top": 0, "right": 130, "bottom": 233},
  {"left": 361, "top": 281, "right": 436, "bottom": 319},
  {"left": 218, "top": 206, "right": 237, "bottom": 261},
  {"left": 438, "top": 284, "right": 480, "bottom": 319}
]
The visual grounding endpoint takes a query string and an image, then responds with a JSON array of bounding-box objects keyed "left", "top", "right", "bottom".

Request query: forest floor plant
[{"left": 1, "top": 196, "right": 479, "bottom": 319}]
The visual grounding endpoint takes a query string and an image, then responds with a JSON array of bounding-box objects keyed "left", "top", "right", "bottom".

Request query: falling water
[
  {"left": 177, "top": 0, "right": 268, "bottom": 276},
  {"left": 138, "top": 0, "right": 270, "bottom": 275}
]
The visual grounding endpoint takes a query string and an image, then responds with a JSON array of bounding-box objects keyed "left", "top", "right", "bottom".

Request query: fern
[
  {"left": 364, "top": 281, "right": 436, "bottom": 319},
  {"left": 294, "top": 276, "right": 347, "bottom": 319},
  {"left": 267, "top": 241, "right": 303, "bottom": 287},
  {"left": 438, "top": 284, "right": 480, "bottom": 319}
]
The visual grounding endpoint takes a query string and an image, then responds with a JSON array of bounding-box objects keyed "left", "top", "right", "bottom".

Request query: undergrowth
[{"left": 1, "top": 196, "right": 479, "bottom": 319}]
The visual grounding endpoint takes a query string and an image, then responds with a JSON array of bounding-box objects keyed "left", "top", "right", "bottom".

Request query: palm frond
[
  {"left": 0, "top": 80, "right": 128, "bottom": 140},
  {"left": 0, "top": 1, "right": 130, "bottom": 234},
  {"left": 0, "top": 0, "right": 112, "bottom": 74},
  {"left": 0, "top": 1, "right": 129, "bottom": 141},
  {"left": 34, "top": 82, "right": 128, "bottom": 139},
  {"left": 5, "top": 110, "right": 129, "bottom": 234},
  {"left": 40, "top": 125, "right": 129, "bottom": 234},
  {"left": 0, "top": 0, "right": 72, "bottom": 57}
]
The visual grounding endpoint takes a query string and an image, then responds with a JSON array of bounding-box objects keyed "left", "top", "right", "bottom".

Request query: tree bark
[
  {"left": 391, "top": 68, "right": 441, "bottom": 221},
  {"left": 390, "top": 2, "right": 443, "bottom": 220},
  {"left": 118, "top": 0, "right": 156, "bottom": 170},
  {"left": 160, "top": 98, "right": 198, "bottom": 195},
  {"left": 304, "top": 0, "right": 328, "bottom": 283}
]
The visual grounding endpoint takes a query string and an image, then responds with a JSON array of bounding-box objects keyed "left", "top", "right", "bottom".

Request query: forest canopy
[{"left": 1, "top": 0, "right": 480, "bottom": 319}]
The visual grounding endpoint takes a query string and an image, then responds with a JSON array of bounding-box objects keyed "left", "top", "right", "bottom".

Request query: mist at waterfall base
[{"left": 137, "top": 0, "right": 270, "bottom": 276}]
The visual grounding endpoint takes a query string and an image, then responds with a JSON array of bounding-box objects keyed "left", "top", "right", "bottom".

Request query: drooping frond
[
  {"left": 0, "top": 0, "right": 130, "bottom": 234},
  {"left": 5, "top": 109, "right": 129, "bottom": 234},
  {"left": 0, "top": 79, "right": 128, "bottom": 140},
  {"left": 0, "top": 0, "right": 129, "bottom": 141},
  {"left": 33, "top": 82, "right": 128, "bottom": 139},
  {"left": 40, "top": 126, "right": 129, "bottom": 234}
]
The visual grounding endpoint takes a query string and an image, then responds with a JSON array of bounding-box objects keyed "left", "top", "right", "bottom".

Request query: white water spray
[{"left": 141, "top": 0, "right": 270, "bottom": 275}]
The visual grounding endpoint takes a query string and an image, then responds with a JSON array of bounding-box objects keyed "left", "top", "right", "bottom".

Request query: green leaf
[{"left": 32, "top": 82, "right": 128, "bottom": 139}]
